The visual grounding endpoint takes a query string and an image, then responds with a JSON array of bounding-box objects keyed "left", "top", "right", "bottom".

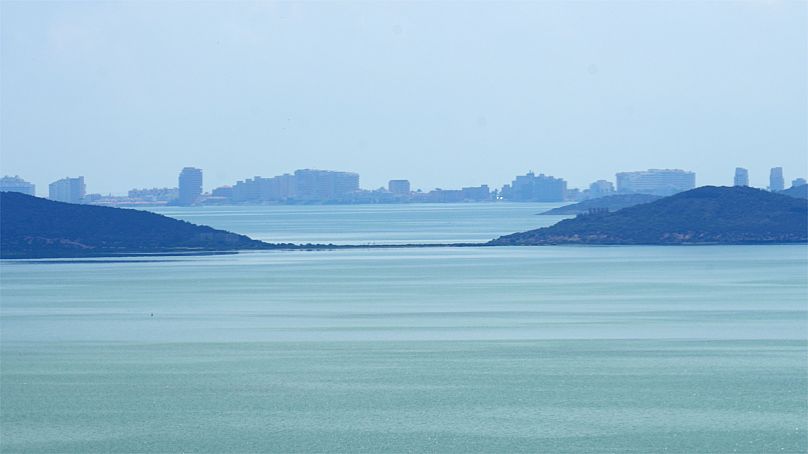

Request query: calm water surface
[
  {"left": 2, "top": 204, "right": 806, "bottom": 452},
  {"left": 146, "top": 202, "right": 569, "bottom": 244}
]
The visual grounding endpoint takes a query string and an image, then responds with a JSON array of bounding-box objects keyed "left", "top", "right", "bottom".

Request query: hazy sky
[{"left": 1, "top": 1, "right": 806, "bottom": 195}]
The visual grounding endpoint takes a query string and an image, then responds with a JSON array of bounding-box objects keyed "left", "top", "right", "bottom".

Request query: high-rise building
[
  {"left": 294, "top": 169, "right": 359, "bottom": 200},
  {"left": 615, "top": 169, "right": 695, "bottom": 196},
  {"left": 769, "top": 167, "right": 784, "bottom": 192},
  {"left": 0, "top": 175, "right": 36, "bottom": 196},
  {"left": 48, "top": 176, "right": 86, "bottom": 204},
  {"left": 501, "top": 171, "right": 567, "bottom": 202},
  {"left": 388, "top": 180, "right": 411, "bottom": 194},
  {"left": 232, "top": 176, "right": 263, "bottom": 202},
  {"left": 587, "top": 180, "right": 615, "bottom": 199},
  {"left": 271, "top": 174, "right": 297, "bottom": 200},
  {"left": 331, "top": 171, "right": 360, "bottom": 198},
  {"left": 792, "top": 178, "right": 807, "bottom": 188},
  {"left": 231, "top": 174, "right": 299, "bottom": 202},
  {"left": 461, "top": 185, "right": 490, "bottom": 201},
  {"left": 734, "top": 168, "right": 749, "bottom": 187},
  {"left": 232, "top": 173, "right": 297, "bottom": 202},
  {"left": 177, "top": 167, "right": 203, "bottom": 205}
]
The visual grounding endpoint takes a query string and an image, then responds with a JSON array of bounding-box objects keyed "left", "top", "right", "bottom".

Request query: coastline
[{"left": 4, "top": 240, "right": 808, "bottom": 261}]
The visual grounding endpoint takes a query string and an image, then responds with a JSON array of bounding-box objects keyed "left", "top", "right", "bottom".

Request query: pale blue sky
[{"left": 1, "top": 1, "right": 806, "bottom": 195}]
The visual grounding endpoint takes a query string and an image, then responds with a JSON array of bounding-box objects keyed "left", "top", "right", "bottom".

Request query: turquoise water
[{"left": 2, "top": 204, "right": 807, "bottom": 452}]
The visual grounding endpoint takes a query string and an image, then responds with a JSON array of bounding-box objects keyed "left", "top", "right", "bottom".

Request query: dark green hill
[
  {"left": 779, "top": 184, "right": 808, "bottom": 200},
  {"left": 0, "top": 192, "right": 275, "bottom": 258},
  {"left": 490, "top": 186, "right": 808, "bottom": 245},
  {"left": 539, "top": 193, "right": 661, "bottom": 215}
]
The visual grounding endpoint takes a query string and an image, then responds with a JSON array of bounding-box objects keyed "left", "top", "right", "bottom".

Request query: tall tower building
[
  {"left": 178, "top": 167, "right": 203, "bottom": 205},
  {"left": 769, "top": 167, "right": 784, "bottom": 192},
  {"left": 48, "top": 177, "right": 86, "bottom": 204},
  {"left": 733, "top": 168, "right": 749, "bottom": 187}
]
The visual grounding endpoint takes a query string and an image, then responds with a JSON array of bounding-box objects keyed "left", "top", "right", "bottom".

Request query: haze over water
[
  {"left": 2, "top": 2, "right": 806, "bottom": 192},
  {"left": 1, "top": 204, "right": 806, "bottom": 452}
]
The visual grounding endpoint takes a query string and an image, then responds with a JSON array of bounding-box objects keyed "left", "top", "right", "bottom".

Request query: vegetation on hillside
[
  {"left": 491, "top": 186, "right": 808, "bottom": 245},
  {"left": 1, "top": 192, "right": 275, "bottom": 258}
]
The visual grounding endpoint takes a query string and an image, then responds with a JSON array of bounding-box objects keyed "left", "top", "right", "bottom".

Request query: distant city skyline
[
  {"left": 2, "top": 162, "right": 806, "bottom": 198},
  {"left": 3, "top": 161, "right": 806, "bottom": 197},
  {"left": 2, "top": 163, "right": 807, "bottom": 198},
  {"left": 4, "top": 164, "right": 806, "bottom": 208},
  {"left": 2, "top": 163, "right": 807, "bottom": 199},
  {"left": 1, "top": 2, "right": 805, "bottom": 195}
]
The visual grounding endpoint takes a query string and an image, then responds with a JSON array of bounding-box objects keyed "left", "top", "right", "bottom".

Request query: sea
[{"left": 1, "top": 203, "right": 806, "bottom": 453}]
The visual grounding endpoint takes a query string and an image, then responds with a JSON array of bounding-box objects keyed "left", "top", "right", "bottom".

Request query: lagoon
[{"left": 1, "top": 203, "right": 806, "bottom": 452}]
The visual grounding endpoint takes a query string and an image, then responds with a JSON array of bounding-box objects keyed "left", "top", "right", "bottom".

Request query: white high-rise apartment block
[
  {"left": 48, "top": 176, "right": 86, "bottom": 204},
  {"left": 615, "top": 169, "right": 695, "bottom": 196},
  {"left": 0, "top": 175, "right": 36, "bottom": 196},
  {"left": 734, "top": 168, "right": 749, "bottom": 187}
]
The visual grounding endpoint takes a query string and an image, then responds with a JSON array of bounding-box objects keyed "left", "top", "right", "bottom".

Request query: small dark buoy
[{"left": 150, "top": 313, "right": 154, "bottom": 317}]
